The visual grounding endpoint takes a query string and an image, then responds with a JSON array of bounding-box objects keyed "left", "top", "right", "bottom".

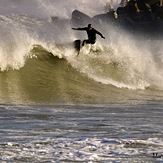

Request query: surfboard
[{"left": 73, "top": 39, "right": 81, "bottom": 52}]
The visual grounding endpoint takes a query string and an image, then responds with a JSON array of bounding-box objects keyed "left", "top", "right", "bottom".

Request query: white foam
[{"left": 1, "top": 137, "right": 163, "bottom": 162}]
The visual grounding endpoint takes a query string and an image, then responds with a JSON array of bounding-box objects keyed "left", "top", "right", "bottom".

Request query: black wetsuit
[{"left": 75, "top": 27, "right": 104, "bottom": 46}]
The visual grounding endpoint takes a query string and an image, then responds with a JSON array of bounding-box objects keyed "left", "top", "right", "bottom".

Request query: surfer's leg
[
  {"left": 82, "top": 39, "right": 95, "bottom": 46},
  {"left": 90, "top": 40, "right": 96, "bottom": 44},
  {"left": 82, "top": 40, "right": 87, "bottom": 46},
  {"left": 87, "top": 40, "right": 96, "bottom": 44}
]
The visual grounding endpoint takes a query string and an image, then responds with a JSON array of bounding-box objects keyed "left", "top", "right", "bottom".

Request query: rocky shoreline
[{"left": 52, "top": 0, "right": 163, "bottom": 38}]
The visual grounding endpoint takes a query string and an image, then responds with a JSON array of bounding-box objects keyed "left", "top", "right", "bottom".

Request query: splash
[
  {"left": 0, "top": 0, "right": 121, "bottom": 18},
  {"left": 67, "top": 25, "right": 163, "bottom": 90},
  {"left": 0, "top": 1, "right": 163, "bottom": 90}
]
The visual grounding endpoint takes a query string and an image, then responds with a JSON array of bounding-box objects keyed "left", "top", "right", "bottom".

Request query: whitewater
[{"left": 0, "top": 0, "right": 163, "bottom": 162}]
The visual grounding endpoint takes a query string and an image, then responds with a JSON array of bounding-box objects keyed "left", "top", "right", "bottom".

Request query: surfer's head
[{"left": 88, "top": 24, "right": 92, "bottom": 29}]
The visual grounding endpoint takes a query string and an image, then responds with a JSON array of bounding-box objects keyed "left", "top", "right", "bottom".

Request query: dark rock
[
  {"left": 92, "top": 11, "right": 116, "bottom": 23},
  {"left": 70, "top": 10, "right": 91, "bottom": 26}
]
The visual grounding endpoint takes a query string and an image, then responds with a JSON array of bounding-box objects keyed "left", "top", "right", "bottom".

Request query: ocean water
[{"left": 0, "top": 0, "right": 163, "bottom": 162}]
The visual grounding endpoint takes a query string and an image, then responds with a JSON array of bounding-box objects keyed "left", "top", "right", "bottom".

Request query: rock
[
  {"left": 93, "top": 11, "right": 116, "bottom": 23},
  {"left": 71, "top": 10, "right": 91, "bottom": 26}
]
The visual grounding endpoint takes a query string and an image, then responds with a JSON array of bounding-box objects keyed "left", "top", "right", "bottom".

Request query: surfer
[{"left": 72, "top": 24, "right": 105, "bottom": 46}]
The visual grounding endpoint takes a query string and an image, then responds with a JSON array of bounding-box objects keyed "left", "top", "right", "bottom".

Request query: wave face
[{"left": 0, "top": 1, "right": 163, "bottom": 104}]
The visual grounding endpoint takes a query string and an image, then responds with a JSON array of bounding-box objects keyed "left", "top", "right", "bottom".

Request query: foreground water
[{"left": 0, "top": 102, "right": 163, "bottom": 162}]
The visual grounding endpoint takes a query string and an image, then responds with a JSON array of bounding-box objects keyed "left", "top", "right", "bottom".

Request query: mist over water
[{"left": 0, "top": 0, "right": 121, "bottom": 18}]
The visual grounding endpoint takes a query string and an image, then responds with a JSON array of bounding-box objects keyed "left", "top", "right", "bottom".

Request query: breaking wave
[{"left": 0, "top": 13, "right": 163, "bottom": 104}]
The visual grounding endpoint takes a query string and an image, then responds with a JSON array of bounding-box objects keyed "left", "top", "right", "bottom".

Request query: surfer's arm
[
  {"left": 72, "top": 27, "right": 87, "bottom": 31},
  {"left": 95, "top": 30, "right": 105, "bottom": 39}
]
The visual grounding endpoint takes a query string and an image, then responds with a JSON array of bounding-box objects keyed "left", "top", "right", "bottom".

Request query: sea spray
[
  {"left": 0, "top": 0, "right": 121, "bottom": 18},
  {"left": 67, "top": 25, "right": 163, "bottom": 89},
  {"left": 0, "top": 0, "right": 162, "bottom": 90}
]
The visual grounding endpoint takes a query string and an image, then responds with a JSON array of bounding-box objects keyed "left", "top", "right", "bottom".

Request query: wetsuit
[{"left": 73, "top": 27, "right": 105, "bottom": 46}]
